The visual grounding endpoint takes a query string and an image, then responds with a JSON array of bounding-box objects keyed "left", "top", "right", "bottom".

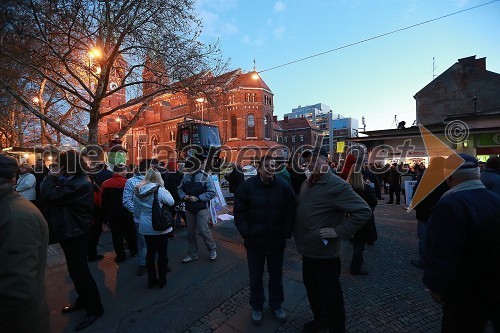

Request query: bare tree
[{"left": 0, "top": 0, "right": 227, "bottom": 146}]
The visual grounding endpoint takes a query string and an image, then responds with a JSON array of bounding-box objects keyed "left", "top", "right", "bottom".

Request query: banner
[
  {"left": 336, "top": 141, "right": 345, "bottom": 153},
  {"left": 404, "top": 180, "right": 417, "bottom": 209},
  {"left": 209, "top": 175, "right": 232, "bottom": 224}
]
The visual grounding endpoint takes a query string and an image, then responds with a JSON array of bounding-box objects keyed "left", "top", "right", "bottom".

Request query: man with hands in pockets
[{"left": 294, "top": 147, "right": 371, "bottom": 333}]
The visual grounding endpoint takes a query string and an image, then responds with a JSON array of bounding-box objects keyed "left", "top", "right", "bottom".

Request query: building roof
[
  {"left": 277, "top": 117, "right": 320, "bottom": 131},
  {"left": 232, "top": 72, "right": 272, "bottom": 92}
]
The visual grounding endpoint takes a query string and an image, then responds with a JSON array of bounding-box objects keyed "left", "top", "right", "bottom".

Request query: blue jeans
[
  {"left": 135, "top": 223, "right": 146, "bottom": 266},
  {"left": 417, "top": 219, "right": 428, "bottom": 264},
  {"left": 247, "top": 247, "right": 285, "bottom": 311}
]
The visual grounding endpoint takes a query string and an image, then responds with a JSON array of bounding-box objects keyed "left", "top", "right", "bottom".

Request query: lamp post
[{"left": 196, "top": 97, "right": 205, "bottom": 121}]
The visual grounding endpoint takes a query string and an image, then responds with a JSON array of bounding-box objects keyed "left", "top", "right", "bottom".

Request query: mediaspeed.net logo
[{"left": 407, "top": 122, "right": 468, "bottom": 212}]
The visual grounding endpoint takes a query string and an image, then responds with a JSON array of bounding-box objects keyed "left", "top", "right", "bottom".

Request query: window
[
  {"left": 291, "top": 135, "right": 296, "bottom": 143},
  {"left": 264, "top": 114, "right": 271, "bottom": 139},
  {"left": 246, "top": 114, "right": 255, "bottom": 137},
  {"left": 284, "top": 136, "right": 287, "bottom": 143},
  {"left": 299, "top": 135, "right": 304, "bottom": 142},
  {"left": 230, "top": 115, "right": 237, "bottom": 138},
  {"left": 170, "top": 131, "right": 175, "bottom": 141}
]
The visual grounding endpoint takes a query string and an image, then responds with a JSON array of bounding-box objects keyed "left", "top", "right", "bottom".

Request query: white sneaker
[
  {"left": 251, "top": 310, "right": 262, "bottom": 326},
  {"left": 209, "top": 250, "right": 217, "bottom": 261},
  {"left": 181, "top": 255, "right": 198, "bottom": 264}
]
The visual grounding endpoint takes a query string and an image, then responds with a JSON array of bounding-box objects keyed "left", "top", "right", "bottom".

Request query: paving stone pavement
[
  {"left": 45, "top": 194, "right": 495, "bottom": 332},
  {"left": 184, "top": 197, "right": 444, "bottom": 333}
]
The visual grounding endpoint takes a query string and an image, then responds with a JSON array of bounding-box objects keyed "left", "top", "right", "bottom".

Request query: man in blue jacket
[
  {"left": 424, "top": 153, "right": 500, "bottom": 332},
  {"left": 234, "top": 155, "right": 296, "bottom": 325}
]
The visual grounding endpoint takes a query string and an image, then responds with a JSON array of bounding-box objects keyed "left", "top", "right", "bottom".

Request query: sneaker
[
  {"left": 181, "top": 255, "right": 198, "bottom": 264},
  {"left": 136, "top": 265, "right": 147, "bottom": 276},
  {"left": 251, "top": 310, "right": 262, "bottom": 326},
  {"left": 273, "top": 308, "right": 287, "bottom": 323},
  {"left": 209, "top": 250, "right": 217, "bottom": 261}
]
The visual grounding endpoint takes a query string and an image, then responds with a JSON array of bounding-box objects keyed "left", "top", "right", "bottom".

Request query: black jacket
[
  {"left": 233, "top": 175, "right": 296, "bottom": 254},
  {"left": 39, "top": 174, "right": 94, "bottom": 243},
  {"left": 224, "top": 166, "right": 245, "bottom": 194},
  {"left": 412, "top": 170, "right": 449, "bottom": 221},
  {"left": 352, "top": 184, "right": 378, "bottom": 243}
]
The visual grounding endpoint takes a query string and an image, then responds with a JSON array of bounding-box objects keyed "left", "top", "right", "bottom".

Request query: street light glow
[
  {"left": 33, "top": 97, "right": 40, "bottom": 104},
  {"left": 196, "top": 97, "right": 205, "bottom": 103},
  {"left": 88, "top": 48, "right": 102, "bottom": 59},
  {"left": 251, "top": 72, "right": 259, "bottom": 80}
]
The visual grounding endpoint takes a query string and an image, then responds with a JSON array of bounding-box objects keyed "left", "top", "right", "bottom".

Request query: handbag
[{"left": 151, "top": 188, "right": 174, "bottom": 231}]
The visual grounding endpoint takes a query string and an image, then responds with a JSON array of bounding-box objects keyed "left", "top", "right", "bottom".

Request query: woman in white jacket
[
  {"left": 16, "top": 163, "right": 37, "bottom": 203},
  {"left": 133, "top": 168, "right": 174, "bottom": 288}
]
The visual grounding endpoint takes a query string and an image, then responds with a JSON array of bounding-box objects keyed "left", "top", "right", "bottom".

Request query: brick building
[
  {"left": 273, "top": 116, "right": 322, "bottom": 159},
  {"left": 98, "top": 69, "right": 282, "bottom": 165}
]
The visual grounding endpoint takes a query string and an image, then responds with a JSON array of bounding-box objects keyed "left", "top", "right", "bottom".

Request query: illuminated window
[{"left": 247, "top": 114, "right": 255, "bottom": 137}]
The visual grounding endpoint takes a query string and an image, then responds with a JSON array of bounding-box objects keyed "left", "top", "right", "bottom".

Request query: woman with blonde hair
[
  {"left": 346, "top": 163, "right": 378, "bottom": 275},
  {"left": 134, "top": 168, "right": 174, "bottom": 288}
]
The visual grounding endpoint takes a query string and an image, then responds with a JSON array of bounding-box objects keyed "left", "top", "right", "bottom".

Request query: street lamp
[{"left": 196, "top": 97, "right": 205, "bottom": 121}]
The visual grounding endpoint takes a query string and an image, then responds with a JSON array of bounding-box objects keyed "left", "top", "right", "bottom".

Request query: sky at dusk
[{"left": 195, "top": 0, "right": 500, "bottom": 131}]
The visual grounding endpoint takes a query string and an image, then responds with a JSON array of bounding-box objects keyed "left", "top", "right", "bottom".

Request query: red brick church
[{"left": 98, "top": 68, "right": 281, "bottom": 165}]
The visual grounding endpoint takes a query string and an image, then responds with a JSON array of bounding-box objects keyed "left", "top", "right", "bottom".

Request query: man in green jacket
[
  {"left": 294, "top": 147, "right": 371, "bottom": 333},
  {"left": 0, "top": 154, "right": 49, "bottom": 333}
]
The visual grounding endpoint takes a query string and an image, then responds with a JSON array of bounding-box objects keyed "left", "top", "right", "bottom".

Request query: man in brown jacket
[
  {"left": 294, "top": 147, "right": 371, "bottom": 333},
  {"left": 0, "top": 154, "right": 49, "bottom": 333}
]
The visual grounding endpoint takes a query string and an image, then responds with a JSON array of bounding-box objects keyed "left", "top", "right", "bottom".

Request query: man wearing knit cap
[
  {"left": 423, "top": 153, "right": 500, "bottom": 332},
  {"left": 0, "top": 154, "right": 49, "bottom": 333}
]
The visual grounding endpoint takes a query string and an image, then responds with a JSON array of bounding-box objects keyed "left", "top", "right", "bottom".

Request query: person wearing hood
[
  {"left": 133, "top": 168, "right": 174, "bottom": 288},
  {"left": 480, "top": 156, "right": 500, "bottom": 195},
  {"left": 16, "top": 163, "right": 36, "bottom": 203}
]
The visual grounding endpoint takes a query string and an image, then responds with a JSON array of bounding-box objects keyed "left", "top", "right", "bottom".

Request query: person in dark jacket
[
  {"left": 410, "top": 156, "right": 449, "bottom": 269},
  {"left": 346, "top": 164, "right": 378, "bottom": 275},
  {"left": 224, "top": 163, "right": 245, "bottom": 194},
  {"left": 0, "top": 154, "right": 49, "bottom": 333},
  {"left": 423, "top": 153, "right": 500, "bottom": 332},
  {"left": 234, "top": 155, "right": 296, "bottom": 325},
  {"left": 101, "top": 164, "right": 138, "bottom": 263},
  {"left": 39, "top": 150, "right": 104, "bottom": 331},
  {"left": 480, "top": 156, "right": 500, "bottom": 195},
  {"left": 287, "top": 157, "right": 307, "bottom": 195},
  {"left": 166, "top": 160, "right": 186, "bottom": 230},
  {"left": 385, "top": 163, "right": 401, "bottom": 204}
]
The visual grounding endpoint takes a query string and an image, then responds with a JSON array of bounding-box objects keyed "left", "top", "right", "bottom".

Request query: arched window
[
  {"left": 246, "top": 114, "right": 255, "bottom": 137},
  {"left": 264, "top": 114, "right": 271, "bottom": 139},
  {"left": 230, "top": 115, "right": 237, "bottom": 138},
  {"left": 151, "top": 136, "right": 159, "bottom": 157}
]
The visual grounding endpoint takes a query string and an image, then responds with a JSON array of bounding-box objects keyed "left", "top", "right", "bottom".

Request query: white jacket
[
  {"left": 16, "top": 173, "right": 37, "bottom": 200},
  {"left": 133, "top": 183, "right": 174, "bottom": 235}
]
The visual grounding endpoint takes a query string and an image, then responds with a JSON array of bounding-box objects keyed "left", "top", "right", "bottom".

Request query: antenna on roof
[
  {"left": 433, "top": 57, "right": 437, "bottom": 79},
  {"left": 392, "top": 115, "right": 399, "bottom": 128},
  {"left": 253, "top": 58, "right": 256, "bottom": 72}
]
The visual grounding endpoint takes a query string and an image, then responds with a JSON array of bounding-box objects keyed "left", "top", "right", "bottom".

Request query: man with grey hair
[{"left": 423, "top": 153, "right": 500, "bottom": 332}]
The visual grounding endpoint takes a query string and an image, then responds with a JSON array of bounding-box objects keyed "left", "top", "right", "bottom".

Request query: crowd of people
[{"left": 1, "top": 149, "right": 499, "bottom": 333}]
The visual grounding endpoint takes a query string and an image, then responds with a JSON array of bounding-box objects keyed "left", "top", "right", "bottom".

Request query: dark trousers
[
  {"left": 389, "top": 184, "right": 401, "bottom": 203},
  {"left": 351, "top": 240, "right": 365, "bottom": 271},
  {"left": 303, "top": 256, "right": 345, "bottom": 333},
  {"left": 60, "top": 234, "right": 103, "bottom": 315},
  {"left": 144, "top": 234, "right": 169, "bottom": 284},
  {"left": 87, "top": 209, "right": 103, "bottom": 258},
  {"left": 441, "top": 300, "right": 499, "bottom": 333},
  {"left": 110, "top": 219, "right": 138, "bottom": 259},
  {"left": 247, "top": 247, "right": 284, "bottom": 311}
]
